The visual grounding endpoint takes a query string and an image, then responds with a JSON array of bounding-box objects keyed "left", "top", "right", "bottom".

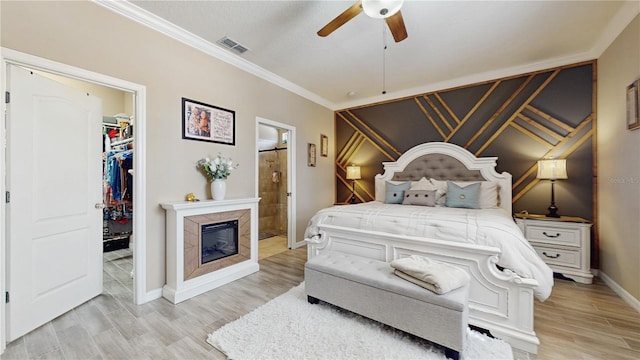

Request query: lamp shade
[
  {"left": 537, "top": 159, "right": 568, "bottom": 180},
  {"left": 346, "top": 165, "right": 361, "bottom": 180},
  {"left": 362, "top": 0, "right": 404, "bottom": 19}
]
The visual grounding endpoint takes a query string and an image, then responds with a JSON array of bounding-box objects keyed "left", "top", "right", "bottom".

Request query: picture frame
[
  {"left": 320, "top": 134, "right": 328, "bottom": 157},
  {"left": 626, "top": 80, "right": 640, "bottom": 131},
  {"left": 182, "top": 97, "right": 236, "bottom": 145},
  {"left": 308, "top": 143, "right": 317, "bottom": 167}
]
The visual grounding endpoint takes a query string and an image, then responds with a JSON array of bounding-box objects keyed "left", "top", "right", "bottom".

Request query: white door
[{"left": 5, "top": 65, "right": 103, "bottom": 341}]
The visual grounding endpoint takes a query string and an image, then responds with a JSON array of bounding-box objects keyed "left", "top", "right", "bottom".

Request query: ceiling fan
[{"left": 318, "top": 0, "right": 408, "bottom": 43}]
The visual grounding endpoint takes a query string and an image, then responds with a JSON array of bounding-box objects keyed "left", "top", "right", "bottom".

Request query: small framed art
[
  {"left": 626, "top": 80, "right": 640, "bottom": 131},
  {"left": 182, "top": 97, "right": 236, "bottom": 145},
  {"left": 320, "top": 134, "right": 328, "bottom": 157},
  {"left": 308, "top": 143, "right": 317, "bottom": 167}
]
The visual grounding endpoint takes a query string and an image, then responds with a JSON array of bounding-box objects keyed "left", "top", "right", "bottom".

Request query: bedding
[{"left": 304, "top": 201, "right": 553, "bottom": 300}]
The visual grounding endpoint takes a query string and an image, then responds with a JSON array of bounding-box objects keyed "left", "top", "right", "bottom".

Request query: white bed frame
[{"left": 306, "top": 142, "right": 540, "bottom": 355}]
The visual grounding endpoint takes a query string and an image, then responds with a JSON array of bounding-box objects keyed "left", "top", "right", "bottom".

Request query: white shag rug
[{"left": 207, "top": 283, "right": 513, "bottom": 360}]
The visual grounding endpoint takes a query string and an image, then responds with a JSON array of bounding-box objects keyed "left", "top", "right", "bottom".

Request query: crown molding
[
  {"left": 590, "top": 0, "right": 640, "bottom": 57},
  {"left": 92, "top": 0, "right": 336, "bottom": 110}
]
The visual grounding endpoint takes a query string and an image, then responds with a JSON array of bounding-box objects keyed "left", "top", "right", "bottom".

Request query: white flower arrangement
[{"left": 197, "top": 153, "right": 238, "bottom": 180}]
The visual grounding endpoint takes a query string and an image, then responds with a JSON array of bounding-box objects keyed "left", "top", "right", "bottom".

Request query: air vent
[{"left": 216, "top": 36, "right": 249, "bottom": 55}]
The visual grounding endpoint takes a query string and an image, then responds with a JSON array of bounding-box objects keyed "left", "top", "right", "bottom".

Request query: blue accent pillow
[
  {"left": 445, "top": 181, "right": 481, "bottom": 209},
  {"left": 385, "top": 181, "right": 411, "bottom": 204}
]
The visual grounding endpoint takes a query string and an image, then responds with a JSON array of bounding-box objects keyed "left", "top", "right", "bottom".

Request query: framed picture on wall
[
  {"left": 308, "top": 143, "right": 317, "bottom": 167},
  {"left": 182, "top": 97, "right": 236, "bottom": 145},
  {"left": 320, "top": 134, "right": 328, "bottom": 157},
  {"left": 626, "top": 80, "right": 640, "bottom": 131}
]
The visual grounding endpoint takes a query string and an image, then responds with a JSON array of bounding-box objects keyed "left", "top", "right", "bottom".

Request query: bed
[{"left": 304, "top": 142, "right": 553, "bottom": 355}]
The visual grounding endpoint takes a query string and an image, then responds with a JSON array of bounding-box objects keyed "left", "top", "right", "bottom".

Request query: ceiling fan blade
[
  {"left": 317, "top": 1, "right": 363, "bottom": 37},
  {"left": 385, "top": 10, "right": 408, "bottom": 43}
]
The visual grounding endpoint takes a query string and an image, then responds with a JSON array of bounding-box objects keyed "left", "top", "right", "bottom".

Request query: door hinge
[
  {"left": 5, "top": 191, "right": 9, "bottom": 203},
  {"left": 5, "top": 292, "right": 8, "bottom": 303},
  {"left": 5, "top": 91, "right": 9, "bottom": 104}
]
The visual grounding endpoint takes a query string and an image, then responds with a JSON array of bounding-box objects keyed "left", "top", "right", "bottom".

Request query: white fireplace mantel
[{"left": 160, "top": 197, "right": 260, "bottom": 304}]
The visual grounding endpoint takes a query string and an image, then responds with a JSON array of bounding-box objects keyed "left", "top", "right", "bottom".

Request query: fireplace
[
  {"left": 161, "top": 198, "right": 260, "bottom": 304},
  {"left": 201, "top": 220, "right": 238, "bottom": 264}
]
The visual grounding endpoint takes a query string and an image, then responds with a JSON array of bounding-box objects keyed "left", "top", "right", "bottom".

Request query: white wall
[
  {"left": 0, "top": 1, "right": 334, "bottom": 292},
  {"left": 597, "top": 14, "right": 640, "bottom": 301}
]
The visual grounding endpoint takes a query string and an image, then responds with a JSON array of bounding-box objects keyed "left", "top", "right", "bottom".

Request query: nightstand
[{"left": 514, "top": 213, "right": 593, "bottom": 284}]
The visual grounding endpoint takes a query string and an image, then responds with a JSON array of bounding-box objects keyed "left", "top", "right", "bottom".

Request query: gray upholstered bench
[{"left": 305, "top": 251, "right": 469, "bottom": 360}]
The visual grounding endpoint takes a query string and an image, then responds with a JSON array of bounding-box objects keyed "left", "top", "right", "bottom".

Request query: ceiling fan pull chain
[{"left": 382, "top": 24, "right": 387, "bottom": 95}]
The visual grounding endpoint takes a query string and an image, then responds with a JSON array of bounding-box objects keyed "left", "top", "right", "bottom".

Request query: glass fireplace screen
[{"left": 201, "top": 220, "right": 239, "bottom": 264}]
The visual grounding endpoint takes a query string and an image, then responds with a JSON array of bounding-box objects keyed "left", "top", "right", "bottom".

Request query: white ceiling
[{"left": 103, "top": 1, "right": 637, "bottom": 110}]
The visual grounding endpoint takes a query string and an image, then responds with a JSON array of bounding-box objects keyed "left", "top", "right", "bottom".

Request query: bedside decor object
[
  {"left": 185, "top": 192, "right": 199, "bottom": 202},
  {"left": 308, "top": 143, "right": 317, "bottom": 167},
  {"left": 537, "top": 159, "right": 567, "bottom": 218},
  {"left": 197, "top": 153, "right": 238, "bottom": 200},
  {"left": 182, "top": 97, "right": 236, "bottom": 145},
  {"left": 320, "top": 134, "right": 329, "bottom": 157},
  {"left": 346, "top": 164, "right": 361, "bottom": 204},
  {"left": 626, "top": 79, "right": 640, "bottom": 130}
]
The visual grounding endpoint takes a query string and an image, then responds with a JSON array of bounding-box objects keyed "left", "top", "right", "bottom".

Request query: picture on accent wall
[
  {"left": 627, "top": 80, "right": 640, "bottom": 131},
  {"left": 182, "top": 97, "right": 236, "bottom": 145}
]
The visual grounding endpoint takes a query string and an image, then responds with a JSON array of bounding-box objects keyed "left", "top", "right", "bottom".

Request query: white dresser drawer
[
  {"left": 533, "top": 245, "right": 581, "bottom": 269},
  {"left": 525, "top": 225, "right": 581, "bottom": 247}
]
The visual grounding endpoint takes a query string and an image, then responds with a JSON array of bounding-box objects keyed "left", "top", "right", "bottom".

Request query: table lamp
[
  {"left": 346, "top": 164, "right": 361, "bottom": 204},
  {"left": 536, "top": 159, "right": 568, "bottom": 218}
]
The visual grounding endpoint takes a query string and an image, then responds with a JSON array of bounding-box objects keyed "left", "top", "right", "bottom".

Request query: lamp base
[{"left": 546, "top": 204, "right": 560, "bottom": 218}]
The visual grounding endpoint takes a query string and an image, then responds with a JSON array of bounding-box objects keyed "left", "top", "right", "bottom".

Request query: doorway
[
  {"left": 0, "top": 48, "right": 147, "bottom": 352},
  {"left": 255, "top": 118, "right": 297, "bottom": 259}
]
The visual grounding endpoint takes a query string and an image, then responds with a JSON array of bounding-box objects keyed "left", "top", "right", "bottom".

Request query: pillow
[
  {"left": 445, "top": 181, "right": 481, "bottom": 209},
  {"left": 409, "top": 177, "right": 432, "bottom": 190},
  {"left": 384, "top": 181, "right": 411, "bottom": 204},
  {"left": 402, "top": 189, "right": 437, "bottom": 206},
  {"left": 451, "top": 181, "right": 499, "bottom": 208},
  {"left": 427, "top": 178, "right": 448, "bottom": 206}
]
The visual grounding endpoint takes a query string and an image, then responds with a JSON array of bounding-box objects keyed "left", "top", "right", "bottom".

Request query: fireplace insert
[{"left": 201, "top": 220, "right": 238, "bottom": 264}]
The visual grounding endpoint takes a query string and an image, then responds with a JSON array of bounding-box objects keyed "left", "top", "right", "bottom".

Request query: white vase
[{"left": 211, "top": 179, "right": 226, "bottom": 200}]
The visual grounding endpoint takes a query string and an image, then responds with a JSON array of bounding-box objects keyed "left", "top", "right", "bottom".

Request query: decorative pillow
[
  {"left": 384, "top": 181, "right": 411, "bottom": 204},
  {"left": 402, "top": 189, "right": 437, "bottom": 206},
  {"left": 452, "top": 181, "right": 499, "bottom": 208},
  {"left": 409, "top": 177, "right": 432, "bottom": 190},
  {"left": 427, "top": 178, "right": 448, "bottom": 206},
  {"left": 445, "top": 181, "right": 481, "bottom": 209}
]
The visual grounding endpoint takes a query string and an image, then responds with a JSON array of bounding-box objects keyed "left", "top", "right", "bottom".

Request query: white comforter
[{"left": 304, "top": 202, "right": 553, "bottom": 300}]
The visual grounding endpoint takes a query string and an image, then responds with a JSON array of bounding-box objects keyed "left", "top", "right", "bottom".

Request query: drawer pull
[
  {"left": 542, "top": 251, "right": 561, "bottom": 259},
  {"left": 542, "top": 231, "right": 561, "bottom": 238}
]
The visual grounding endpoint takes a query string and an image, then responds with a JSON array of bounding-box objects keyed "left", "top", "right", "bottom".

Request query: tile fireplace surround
[{"left": 161, "top": 198, "right": 260, "bottom": 304}]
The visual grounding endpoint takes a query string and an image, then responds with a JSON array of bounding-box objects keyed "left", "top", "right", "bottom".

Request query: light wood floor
[{"left": 1, "top": 247, "right": 639, "bottom": 359}]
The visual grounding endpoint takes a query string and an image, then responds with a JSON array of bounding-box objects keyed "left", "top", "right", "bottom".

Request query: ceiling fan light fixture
[{"left": 362, "top": 0, "right": 404, "bottom": 19}]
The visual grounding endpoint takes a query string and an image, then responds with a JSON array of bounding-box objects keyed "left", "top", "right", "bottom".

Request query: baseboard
[
  {"left": 142, "top": 287, "right": 163, "bottom": 304},
  {"left": 599, "top": 271, "right": 640, "bottom": 314}
]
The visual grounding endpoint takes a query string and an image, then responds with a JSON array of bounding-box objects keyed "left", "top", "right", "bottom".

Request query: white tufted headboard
[{"left": 374, "top": 142, "right": 513, "bottom": 213}]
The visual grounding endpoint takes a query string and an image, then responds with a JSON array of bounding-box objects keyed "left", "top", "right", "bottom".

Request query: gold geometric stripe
[
  {"left": 512, "top": 115, "right": 592, "bottom": 202},
  {"left": 336, "top": 112, "right": 397, "bottom": 161},
  {"left": 434, "top": 93, "right": 460, "bottom": 124},
  {"left": 475, "top": 70, "right": 560, "bottom": 156},
  {"left": 446, "top": 81, "right": 501, "bottom": 142},
  {"left": 510, "top": 123, "right": 554, "bottom": 148},
  {"left": 466, "top": 75, "right": 535, "bottom": 150},
  {"left": 517, "top": 113, "right": 565, "bottom": 141},
  {"left": 423, "top": 95, "right": 454, "bottom": 132},
  {"left": 345, "top": 110, "right": 402, "bottom": 157},
  {"left": 337, "top": 133, "right": 366, "bottom": 169},
  {"left": 526, "top": 105, "right": 575, "bottom": 132},
  {"left": 414, "top": 97, "right": 446, "bottom": 139}
]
